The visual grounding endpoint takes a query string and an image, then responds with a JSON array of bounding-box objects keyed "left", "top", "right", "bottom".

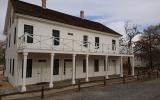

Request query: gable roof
[{"left": 11, "top": 0, "right": 122, "bottom": 36}]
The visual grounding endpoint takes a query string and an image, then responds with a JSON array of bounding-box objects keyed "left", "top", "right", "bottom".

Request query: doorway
[
  {"left": 64, "top": 59, "right": 72, "bottom": 80},
  {"left": 37, "top": 60, "right": 47, "bottom": 83}
]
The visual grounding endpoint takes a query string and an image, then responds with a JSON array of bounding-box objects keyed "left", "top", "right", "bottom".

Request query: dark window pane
[
  {"left": 95, "top": 37, "right": 99, "bottom": 49},
  {"left": 26, "top": 59, "right": 32, "bottom": 78},
  {"left": 94, "top": 59, "right": 99, "bottom": 72},
  {"left": 53, "top": 30, "right": 60, "bottom": 46},
  {"left": 53, "top": 59, "right": 59, "bottom": 75},
  {"left": 12, "top": 59, "right": 14, "bottom": 76},
  {"left": 10, "top": 59, "right": 12, "bottom": 74},
  {"left": 83, "top": 59, "right": 86, "bottom": 73},
  {"left": 14, "top": 28, "right": 16, "bottom": 44},
  {"left": 112, "top": 40, "right": 116, "bottom": 50},
  {"left": 83, "top": 35, "right": 88, "bottom": 47},
  {"left": 24, "top": 25, "right": 33, "bottom": 43},
  {"left": 104, "top": 60, "right": 106, "bottom": 71}
]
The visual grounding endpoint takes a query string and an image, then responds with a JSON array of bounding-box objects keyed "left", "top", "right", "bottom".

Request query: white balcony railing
[{"left": 18, "top": 33, "right": 133, "bottom": 55}]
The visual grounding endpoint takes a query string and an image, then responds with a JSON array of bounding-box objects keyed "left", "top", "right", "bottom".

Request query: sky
[{"left": 0, "top": 0, "right": 160, "bottom": 40}]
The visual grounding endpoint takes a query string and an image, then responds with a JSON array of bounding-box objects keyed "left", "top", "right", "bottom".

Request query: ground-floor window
[
  {"left": 10, "top": 59, "right": 12, "bottom": 74},
  {"left": 94, "top": 59, "right": 99, "bottom": 72},
  {"left": 12, "top": 59, "right": 14, "bottom": 76},
  {"left": 22, "top": 59, "right": 32, "bottom": 78},
  {"left": 104, "top": 60, "right": 106, "bottom": 71},
  {"left": 53, "top": 59, "right": 59, "bottom": 75},
  {"left": 26, "top": 59, "right": 32, "bottom": 78},
  {"left": 83, "top": 59, "right": 86, "bottom": 73}
]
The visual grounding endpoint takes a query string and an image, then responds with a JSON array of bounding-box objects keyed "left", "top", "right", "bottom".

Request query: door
[
  {"left": 112, "top": 60, "right": 116, "bottom": 74},
  {"left": 64, "top": 61, "right": 72, "bottom": 80},
  {"left": 37, "top": 60, "right": 47, "bottom": 83}
]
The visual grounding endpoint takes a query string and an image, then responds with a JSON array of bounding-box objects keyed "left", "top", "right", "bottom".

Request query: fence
[{"left": 0, "top": 69, "right": 159, "bottom": 100}]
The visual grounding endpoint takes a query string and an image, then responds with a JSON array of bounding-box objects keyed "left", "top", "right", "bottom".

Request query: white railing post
[
  {"left": 72, "top": 39, "right": 74, "bottom": 51},
  {"left": 40, "top": 35, "right": 42, "bottom": 49},
  {"left": 24, "top": 33, "right": 27, "bottom": 48}
]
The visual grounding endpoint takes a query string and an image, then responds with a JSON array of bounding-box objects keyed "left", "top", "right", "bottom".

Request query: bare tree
[
  {"left": 123, "top": 22, "right": 140, "bottom": 74},
  {"left": 134, "top": 24, "right": 160, "bottom": 69}
]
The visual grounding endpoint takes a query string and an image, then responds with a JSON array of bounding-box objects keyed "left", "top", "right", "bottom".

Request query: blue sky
[{"left": 0, "top": 0, "right": 160, "bottom": 40}]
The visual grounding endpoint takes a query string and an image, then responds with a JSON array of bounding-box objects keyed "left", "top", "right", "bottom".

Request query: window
[
  {"left": 83, "top": 59, "right": 86, "bottom": 73},
  {"left": 24, "top": 25, "right": 33, "bottom": 43},
  {"left": 9, "top": 34, "right": 11, "bottom": 47},
  {"left": 53, "top": 30, "right": 60, "bottom": 46},
  {"left": 12, "top": 59, "right": 14, "bottom": 76},
  {"left": 14, "top": 27, "right": 16, "bottom": 44},
  {"left": 83, "top": 35, "right": 88, "bottom": 47},
  {"left": 6, "top": 37, "right": 8, "bottom": 48},
  {"left": 95, "top": 37, "right": 99, "bottom": 49},
  {"left": 112, "top": 40, "right": 116, "bottom": 51},
  {"left": 22, "top": 59, "right": 32, "bottom": 78},
  {"left": 10, "top": 59, "right": 12, "bottom": 74},
  {"left": 26, "top": 59, "right": 32, "bottom": 78},
  {"left": 94, "top": 59, "right": 99, "bottom": 72},
  {"left": 68, "top": 33, "right": 73, "bottom": 36},
  {"left": 104, "top": 60, "right": 106, "bottom": 71},
  {"left": 64, "top": 62, "right": 66, "bottom": 75},
  {"left": 53, "top": 59, "right": 59, "bottom": 75}
]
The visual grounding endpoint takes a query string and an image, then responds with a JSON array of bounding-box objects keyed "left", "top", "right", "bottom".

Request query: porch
[{"left": 18, "top": 52, "right": 135, "bottom": 92}]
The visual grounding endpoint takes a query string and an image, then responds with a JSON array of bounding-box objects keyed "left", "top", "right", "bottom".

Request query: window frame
[
  {"left": 83, "top": 59, "right": 86, "bottom": 73},
  {"left": 12, "top": 59, "right": 14, "bottom": 76},
  {"left": 52, "top": 30, "right": 60, "bottom": 46},
  {"left": 95, "top": 37, "right": 100, "bottom": 49},
  {"left": 24, "top": 24, "right": 33, "bottom": 43},
  {"left": 112, "top": 40, "right": 116, "bottom": 51},
  {"left": 83, "top": 35, "right": 88, "bottom": 48},
  {"left": 26, "top": 59, "right": 32, "bottom": 78},
  {"left": 53, "top": 59, "right": 59, "bottom": 75},
  {"left": 14, "top": 27, "right": 16, "bottom": 44},
  {"left": 94, "top": 59, "right": 99, "bottom": 72}
]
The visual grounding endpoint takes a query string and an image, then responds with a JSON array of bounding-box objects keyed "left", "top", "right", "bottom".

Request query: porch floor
[{"left": 25, "top": 75, "right": 121, "bottom": 92}]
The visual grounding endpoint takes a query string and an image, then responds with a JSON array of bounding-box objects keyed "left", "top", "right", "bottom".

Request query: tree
[
  {"left": 134, "top": 24, "right": 160, "bottom": 69},
  {"left": 0, "top": 40, "right": 5, "bottom": 65},
  {"left": 122, "top": 22, "right": 140, "bottom": 74}
]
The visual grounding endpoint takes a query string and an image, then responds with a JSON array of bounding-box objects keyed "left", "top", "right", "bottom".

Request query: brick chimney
[
  {"left": 80, "top": 10, "right": 84, "bottom": 19},
  {"left": 41, "top": 0, "right": 47, "bottom": 8}
]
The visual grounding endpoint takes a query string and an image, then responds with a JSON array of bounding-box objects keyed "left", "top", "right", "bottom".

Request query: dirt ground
[{"left": 21, "top": 78, "right": 160, "bottom": 100}]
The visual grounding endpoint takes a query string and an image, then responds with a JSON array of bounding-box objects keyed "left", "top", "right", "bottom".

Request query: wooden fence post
[
  {"left": 41, "top": 86, "right": 44, "bottom": 99},
  {"left": 104, "top": 77, "right": 106, "bottom": 86},
  {"left": 78, "top": 79, "right": 81, "bottom": 92}
]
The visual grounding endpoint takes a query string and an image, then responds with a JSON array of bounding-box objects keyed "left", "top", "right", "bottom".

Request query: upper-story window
[
  {"left": 52, "top": 30, "right": 60, "bottom": 46},
  {"left": 14, "top": 27, "right": 16, "bottom": 44},
  {"left": 9, "top": 34, "right": 11, "bottom": 47},
  {"left": 112, "top": 40, "right": 116, "bottom": 51},
  {"left": 24, "top": 25, "right": 33, "bottom": 43},
  {"left": 83, "top": 35, "right": 88, "bottom": 48},
  {"left": 95, "top": 37, "right": 99, "bottom": 49}
]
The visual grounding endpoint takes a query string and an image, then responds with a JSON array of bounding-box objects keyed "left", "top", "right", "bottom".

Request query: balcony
[{"left": 18, "top": 33, "right": 133, "bottom": 55}]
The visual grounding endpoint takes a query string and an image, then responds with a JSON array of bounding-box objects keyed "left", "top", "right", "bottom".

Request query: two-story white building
[{"left": 4, "top": 0, "right": 134, "bottom": 92}]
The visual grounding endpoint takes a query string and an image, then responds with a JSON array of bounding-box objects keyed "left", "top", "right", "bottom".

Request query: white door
[
  {"left": 109, "top": 60, "right": 116, "bottom": 75},
  {"left": 37, "top": 61, "right": 47, "bottom": 83},
  {"left": 112, "top": 60, "right": 116, "bottom": 74},
  {"left": 64, "top": 61, "right": 72, "bottom": 80}
]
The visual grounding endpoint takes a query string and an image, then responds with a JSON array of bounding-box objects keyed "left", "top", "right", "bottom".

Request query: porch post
[
  {"left": 21, "top": 52, "right": 28, "bottom": 92},
  {"left": 85, "top": 54, "right": 89, "bottom": 82},
  {"left": 105, "top": 55, "right": 109, "bottom": 79},
  {"left": 120, "top": 56, "right": 123, "bottom": 77},
  {"left": 49, "top": 53, "right": 54, "bottom": 88},
  {"left": 132, "top": 56, "right": 135, "bottom": 76},
  {"left": 72, "top": 54, "right": 76, "bottom": 84}
]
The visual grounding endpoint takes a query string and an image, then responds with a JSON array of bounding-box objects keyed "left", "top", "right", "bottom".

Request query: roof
[{"left": 11, "top": 0, "right": 122, "bottom": 36}]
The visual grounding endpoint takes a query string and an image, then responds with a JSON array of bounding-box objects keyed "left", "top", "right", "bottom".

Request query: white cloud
[{"left": 0, "top": 0, "right": 160, "bottom": 40}]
